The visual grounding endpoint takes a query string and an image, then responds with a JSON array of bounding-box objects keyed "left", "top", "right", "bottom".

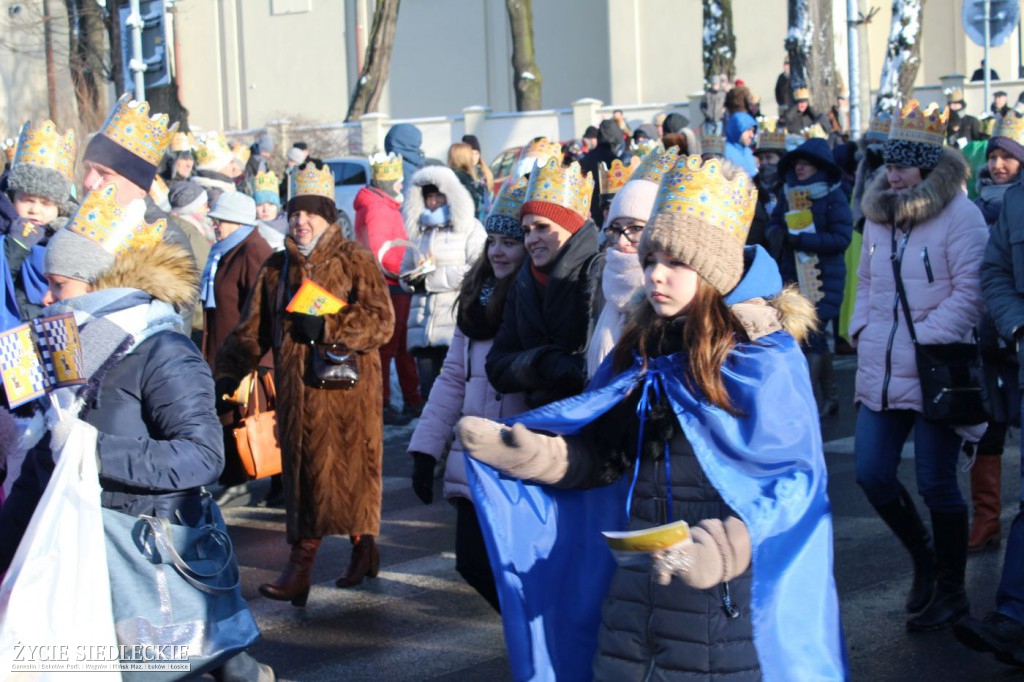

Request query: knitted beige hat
[{"left": 638, "top": 156, "right": 757, "bottom": 295}]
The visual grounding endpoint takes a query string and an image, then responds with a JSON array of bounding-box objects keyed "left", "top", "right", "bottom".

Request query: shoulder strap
[{"left": 890, "top": 225, "right": 919, "bottom": 345}]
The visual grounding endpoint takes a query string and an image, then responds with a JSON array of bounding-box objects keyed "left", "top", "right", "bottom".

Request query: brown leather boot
[
  {"left": 258, "top": 538, "right": 321, "bottom": 606},
  {"left": 335, "top": 534, "right": 380, "bottom": 588},
  {"left": 968, "top": 456, "right": 1002, "bottom": 552}
]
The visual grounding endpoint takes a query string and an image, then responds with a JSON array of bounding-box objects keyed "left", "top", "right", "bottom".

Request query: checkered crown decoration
[
  {"left": 66, "top": 183, "right": 166, "bottom": 255},
  {"left": 524, "top": 157, "right": 594, "bottom": 221},
  {"left": 653, "top": 155, "right": 757, "bottom": 247},
  {"left": 97, "top": 93, "right": 177, "bottom": 166},
  {"left": 599, "top": 157, "right": 641, "bottom": 196}
]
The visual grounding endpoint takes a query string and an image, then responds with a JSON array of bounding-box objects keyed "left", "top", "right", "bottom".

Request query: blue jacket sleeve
[
  {"left": 981, "top": 185, "right": 1024, "bottom": 340},
  {"left": 794, "top": 190, "right": 853, "bottom": 256},
  {"left": 97, "top": 334, "right": 225, "bottom": 491}
]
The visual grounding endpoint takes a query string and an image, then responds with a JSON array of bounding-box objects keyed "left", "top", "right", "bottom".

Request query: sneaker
[
  {"left": 402, "top": 402, "right": 424, "bottom": 419},
  {"left": 954, "top": 611, "right": 1024, "bottom": 665},
  {"left": 384, "top": 405, "right": 412, "bottom": 426}
]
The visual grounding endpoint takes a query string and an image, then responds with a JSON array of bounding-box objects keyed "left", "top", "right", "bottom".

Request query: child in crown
[{"left": 455, "top": 157, "right": 847, "bottom": 680}]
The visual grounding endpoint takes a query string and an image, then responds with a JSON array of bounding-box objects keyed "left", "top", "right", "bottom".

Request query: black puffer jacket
[{"left": 486, "top": 222, "right": 602, "bottom": 407}]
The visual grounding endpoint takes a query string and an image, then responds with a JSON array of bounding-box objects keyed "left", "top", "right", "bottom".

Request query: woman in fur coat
[
  {"left": 851, "top": 103, "right": 989, "bottom": 632},
  {"left": 215, "top": 166, "right": 395, "bottom": 605},
  {"left": 400, "top": 165, "right": 486, "bottom": 400}
]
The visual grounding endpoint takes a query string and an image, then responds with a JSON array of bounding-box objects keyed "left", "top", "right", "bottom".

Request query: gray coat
[{"left": 981, "top": 182, "right": 1024, "bottom": 380}]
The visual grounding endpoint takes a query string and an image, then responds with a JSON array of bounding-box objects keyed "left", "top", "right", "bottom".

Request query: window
[{"left": 326, "top": 161, "right": 368, "bottom": 186}]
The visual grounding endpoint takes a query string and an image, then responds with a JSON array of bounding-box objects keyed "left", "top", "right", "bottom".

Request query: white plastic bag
[{"left": 0, "top": 419, "right": 120, "bottom": 681}]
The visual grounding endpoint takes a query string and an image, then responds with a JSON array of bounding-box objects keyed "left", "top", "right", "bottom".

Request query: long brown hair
[
  {"left": 455, "top": 245, "right": 516, "bottom": 330},
  {"left": 612, "top": 278, "right": 748, "bottom": 414}
]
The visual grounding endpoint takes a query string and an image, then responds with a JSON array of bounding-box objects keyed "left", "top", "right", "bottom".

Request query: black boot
[
  {"left": 907, "top": 509, "right": 970, "bottom": 632},
  {"left": 873, "top": 486, "right": 937, "bottom": 613}
]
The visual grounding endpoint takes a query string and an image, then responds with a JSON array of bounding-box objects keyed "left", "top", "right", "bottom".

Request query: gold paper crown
[
  {"left": 13, "top": 120, "right": 76, "bottom": 180},
  {"left": 66, "top": 183, "right": 166, "bottom": 255},
  {"left": 522, "top": 137, "right": 562, "bottom": 162},
  {"left": 756, "top": 126, "right": 788, "bottom": 152},
  {"left": 489, "top": 175, "right": 529, "bottom": 222},
  {"left": 631, "top": 138, "right": 660, "bottom": 158},
  {"left": 253, "top": 170, "right": 280, "bottom": 195},
  {"left": 946, "top": 88, "right": 966, "bottom": 104},
  {"left": 889, "top": 100, "right": 948, "bottom": 147},
  {"left": 995, "top": 110, "right": 1024, "bottom": 147},
  {"left": 169, "top": 132, "right": 195, "bottom": 153},
  {"left": 653, "top": 155, "right": 757, "bottom": 246},
  {"left": 524, "top": 158, "right": 594, "bottom": 220},
  {"left": 866, "top": 112, "right": 893, "bottom": 140},
  {"left": 793, "top": 87, "right": 811, "bottom": 101},
  {"left": 149, "top": 174, "right": 169, "bottom": 206},
  {"left": 368, "top": 152, "right": 403, "bottom": 183},
  {"left": 97, "top": 94, "right": 177, "bottom": 166},
  {"left": 633, "top": 145, "right": 681, "bottom": 185},
  {"left": 294, "top": 163, "right": 335, "bottom": 200},
  {"left": 231, "top": 141, "right": 251, "bottom": 165},
  {"left": 194, "top": 132, "right": 233, "bottom": 169},
  {"left": 700, "top": 132, "right": 725, "bottom": 156},
  {"left": 804, "top": 123, "right": 829, "bottom": 140},
  {"left": 599, "top": 157, "right": 641, "bottom": 195}
]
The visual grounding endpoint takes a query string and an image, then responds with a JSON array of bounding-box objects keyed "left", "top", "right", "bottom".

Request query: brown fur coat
[{"left": 215, "top": 224, "right": 395, "bottom": 542}]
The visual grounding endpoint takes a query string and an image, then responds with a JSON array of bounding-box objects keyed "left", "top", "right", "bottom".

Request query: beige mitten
[
  {"left": 455, "top": 416, "right": 569, "bottom": 484},
  {"left": 652, "top": 516, "right": 752, "bottom": 590}
]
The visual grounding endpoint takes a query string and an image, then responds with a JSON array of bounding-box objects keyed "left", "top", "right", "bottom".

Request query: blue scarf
[
  {"left": 0, "top": 236, "right": 20, "bottom": 331},
  {"left": 200, "top": 226, "right": 254, "bottom": 309}
]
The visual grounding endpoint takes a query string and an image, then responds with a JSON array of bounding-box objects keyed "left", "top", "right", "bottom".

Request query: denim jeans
[
  {"left": 997, "top": 395, "right": 1024, "bottom": 622},
  {"left": 854, "top": 405, "right": 966, "bottom": 512}
]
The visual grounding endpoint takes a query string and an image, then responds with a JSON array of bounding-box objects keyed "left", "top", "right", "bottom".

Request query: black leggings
[{"left": 454, "top": 497, "right": 501, "bottom": 613}]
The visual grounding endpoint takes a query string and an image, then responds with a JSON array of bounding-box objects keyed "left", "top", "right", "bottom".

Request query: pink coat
[
  {"left": 407, "top": 328, "right": 529, "bottom": 500},
  {"left": 851, "top": 149, "right": 988, "bottom": 413}
]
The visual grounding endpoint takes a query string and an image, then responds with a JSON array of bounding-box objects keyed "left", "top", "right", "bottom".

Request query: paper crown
[
  {"left": 294, "top": 163, "right": 335, "bottom": 200},
  {"left": 946, "top": 88, "right": 966, "bottom": 104},
  {"left": 522, "top": 137, "right": 562, "bottom": 162},
  {"left": 13, "top": 120, "right": 76, "bottom": 180},
  {"left": 653, "top": 155, "right": 757, "bottom": 247},
  {"left": 97, "top": 94, "right": 177, "bottom": 167},
  {"left": 524, "top": 158, "right": 594, "bottom": 220},
  {"left": 169, "top": 132, "right": 195, "bottom": 153},
  {"left": 194, "top": 132, "right": 233, "bottom": 169},
  {"left": 700, "top": 132, "right": 726, "bottom": 156},
  {"left": 66, "top": 183, "right": 166, "bottom": 256},
  {"left": 633, "top": 145, "right": 681, "bottom": 185},
  {"left": 1, "top": 138, "right": 16, "bottom": 163},
  {"left": 253, "top": 170, "right": 280, "bottom": 196},
  {"left": 490, "top": 175, "right": 529, "bottom": 221},
  {"left": 793, "top": 87, "right": 811, "bottom": 101},
  {"left": 804, "top": 123, "right": 829, "bottom": 140},
  {"left": 149, "top": 174, "right": 169, "bottom": 206},
  {"left": 866, "top": 112, "right": 893, "bottom": 141},
  {"left": 994, "top": 110, "right": 1024, "bottom": 147},
  {"left": 231, "top": 141, "right": 251, "bottom": 165},
  {"left": 756, "top": 126, "right": 788, "bottom": 152},
  {"left": 889, "top": 100, "right": 948, "bottom": 147},
  {"left": 368, "top": 152, "right": 403, "bottom": 183},
  {"left": 599, "top": 157, "right": 641, "bottom": 195},
  {"left": 631, "top": 138, "right": 660, "bottom": 158}
]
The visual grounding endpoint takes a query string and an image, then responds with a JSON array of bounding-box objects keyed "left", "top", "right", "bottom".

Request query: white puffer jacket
[{"left": 401, "top": 166, "right": 486, "bottom": 350}]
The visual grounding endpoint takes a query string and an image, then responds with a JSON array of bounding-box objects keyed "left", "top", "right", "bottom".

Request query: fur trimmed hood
[
  {"left": 731, "top": 285, "right": 817, "bottom": 344},
  {"left": 403, "top": 165, "right": 479, "bottom": 239},
  {"left": 93, "top": 241, "right": 199, "bottom": 310},
  {"left": 861, "top": 146, "right": 969, "bottom": 228}
]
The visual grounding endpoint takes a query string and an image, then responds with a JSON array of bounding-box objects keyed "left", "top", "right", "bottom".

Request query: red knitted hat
[{"left": 519, "top": 200, "right": 586, "bottom": 234}]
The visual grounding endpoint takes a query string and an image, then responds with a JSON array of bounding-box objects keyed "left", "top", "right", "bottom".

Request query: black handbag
[
  {"left": 311, "top": 344, "right": 360, "bottom": 389},
  {"left": 891, "top": 227, "right": 989, "bottom": 426}
]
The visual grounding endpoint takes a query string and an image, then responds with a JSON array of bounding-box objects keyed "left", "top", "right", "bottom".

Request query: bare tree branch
[
  {"left": 345, "top": 0, "right": 401, "bottom": 122},
  {"left": 507, "top": 0, "right": 542, "bottom": 111}
]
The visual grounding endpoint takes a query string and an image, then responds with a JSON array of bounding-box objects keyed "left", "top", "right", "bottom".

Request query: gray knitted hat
[
  {"left": 7, "top": 164, "right": 76, "bottom": 217},
  {"left": 43, "top": 227, "right": 115, "bottom": 283}
]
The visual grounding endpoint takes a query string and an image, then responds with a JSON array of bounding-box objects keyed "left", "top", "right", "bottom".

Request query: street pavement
[{"left": 220, "top": 355, "right": 1024, "bottom": 681}]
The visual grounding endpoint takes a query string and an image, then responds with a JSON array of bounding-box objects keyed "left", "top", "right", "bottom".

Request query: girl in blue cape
[{"left": 457, "top": 156, "right": 848, "bottom": 681}]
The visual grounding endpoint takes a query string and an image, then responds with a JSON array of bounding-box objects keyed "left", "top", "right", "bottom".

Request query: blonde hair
[{"left": 448, "top": 142, "right": 478, "bottom": 182}]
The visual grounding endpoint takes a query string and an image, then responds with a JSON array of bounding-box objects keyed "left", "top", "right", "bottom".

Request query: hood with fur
[
  {"left": 93, "top": 240, "right": 199, "bottom": 311},
  {"left": 403, "top": 165, "right": 479, "bottom": 239},
  {"left": 861, "top": 146, "right": 969, "bottom": 228}
]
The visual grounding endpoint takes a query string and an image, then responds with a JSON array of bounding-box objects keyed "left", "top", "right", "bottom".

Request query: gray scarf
[{"left": 296, "top": 230, "right": 326, "bottom": 257}]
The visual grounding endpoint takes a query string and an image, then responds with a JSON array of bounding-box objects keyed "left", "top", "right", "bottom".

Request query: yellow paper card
[
  {"left": 285, "top": 279, "right": 346, "bottom": 316},
  {"left": 785, "top": 209, "right": 814, "bottom": 231}
]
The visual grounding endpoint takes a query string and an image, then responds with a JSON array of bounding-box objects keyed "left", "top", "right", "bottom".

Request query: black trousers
[{"left": 454, "top": 497, "right": 501, "bottom": 613}]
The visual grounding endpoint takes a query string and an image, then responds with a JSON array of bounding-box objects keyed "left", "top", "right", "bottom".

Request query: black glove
[
  {"left": 291, "top": 313, "right": 325, "bottom": 343},
  {"left": 410, "top": 451, "right": 435, "bottom": 505},
  {"left": 214, "top": 377, "right": 237, "bottom": 414},
  {"left": 786, "top": 232, "right": 802, "bottom": 248}
]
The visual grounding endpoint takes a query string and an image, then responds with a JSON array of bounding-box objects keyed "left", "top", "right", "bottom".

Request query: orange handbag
[{"left": 233, "top": 371, "right": 282, "bottom": 479}]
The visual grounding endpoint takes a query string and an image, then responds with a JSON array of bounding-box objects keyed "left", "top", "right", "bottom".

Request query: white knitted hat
[{"left": 603, "top": 177, "right": 660, "bottom": 229}]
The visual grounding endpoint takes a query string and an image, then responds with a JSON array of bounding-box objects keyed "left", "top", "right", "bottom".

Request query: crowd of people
[{"left": 2, "top": 62, "right": 1024, "bottom": 679}]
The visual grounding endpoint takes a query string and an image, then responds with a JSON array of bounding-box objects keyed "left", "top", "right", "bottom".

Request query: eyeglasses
[{"left": 603, "top": 224, "right": 644, "bottom": 244}]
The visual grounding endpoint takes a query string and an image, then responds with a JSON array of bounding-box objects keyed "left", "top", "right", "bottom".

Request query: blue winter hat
[{"left": 254, "top": 189, "right": 281, "bottom": 206}]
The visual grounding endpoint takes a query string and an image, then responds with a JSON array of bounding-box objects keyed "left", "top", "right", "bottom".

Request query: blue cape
[{"left": 466, "top": 250, "right": 847, "bottom": 681}]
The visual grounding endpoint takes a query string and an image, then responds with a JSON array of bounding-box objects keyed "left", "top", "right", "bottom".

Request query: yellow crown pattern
[
  {"left": 524, "top": 158, "right": 594, "bottom": 220},
  {"left": 889, "top": 100, "right": 948, "bottom": 147},
  {"left": 231, "top": 141, "right": 251, "bottom": 165},
  {"left": 700, "top": 132, "right": 726, "bottom": 157},
  {"left": 149, "top": 174, "right": 169, "bottom": 206},
  {"left": 631, "top": 138, "right": 660, "bottom": 158},
  {"left": 632, "top": 145, "right": 680, "bottom": 185},
  {"left": 194, "top": 132, "right": 233, "bottom": 169},
  {"left": 13, "top": 120, "right": 76, "bottom": 180},
  {"left": 66, "top": 183, "right": 166, "bottom": 255},
  {"left": 522, "top": 137, "right": 562, "bottom": 162},
  {"left": 793, "top": 87, "right": 811, "bottom": 101},
  {"left": 169, "top": 132, "right": 195, "bottom": 153},
  {"left": 294, "top": 163, "right": 335, "bottom": 200},
  {"left": 599, "top": 157, "right": 641, "bottom": 195},
  {"left": 652, "top": 155, "right": 757, "bottom": 246},
  {"left": 254, "top": 170, "right": 280, "bottom": 195},
  {"left": 995, "top": 110, "right": 1024, "bottom": 147},
  {"left": 489, "top": 175, "right": 529, "bottom": 221},
  {"left": 867, "top": 112, "right": 893, "bottom": 140},
  {"left": 97, "top": 94, "right": 177, "bottom": 166},
  {"left": 368, "top": 152, "right": 403, "bottom": 183},
  {"left": 756, "top": 127, "right": 788, "bottom": 152}
]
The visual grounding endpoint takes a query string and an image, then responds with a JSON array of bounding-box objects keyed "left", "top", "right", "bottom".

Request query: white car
[{"left": 323, "top": 157, "right": 372, "bottom": 240}]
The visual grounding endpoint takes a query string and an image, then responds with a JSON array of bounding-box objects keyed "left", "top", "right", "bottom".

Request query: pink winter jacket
[
  {"left": 407, "top": 328, "right": 529, "bottom": 500},
  {"left": 850, "top": 148, "right": 989, "bottom": 413}
]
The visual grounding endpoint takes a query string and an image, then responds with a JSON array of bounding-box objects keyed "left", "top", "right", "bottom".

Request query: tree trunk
[
  {"left": 874, "top": 0, "right": 925, "bottom": 115},
  {"left": 785, "top": 0, "right": 838, "bottom": 115},
  {"left": 64, "top": 0, "right": 107, "bottom": 129},
  {"left": 345, "top": 0, "right": 401, "bottom": 122},
  {"left": 702, "top": 0, "right": 736, "bottom": 86},
  {"left": 506, "top": 0, "right": 542, "bottom": 111}
]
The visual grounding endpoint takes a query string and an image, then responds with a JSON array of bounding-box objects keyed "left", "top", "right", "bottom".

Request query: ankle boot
[
  {"left": 907, "top": 509, "right": 970, "bottom": 632},
  {"left": 873, "top": 486, "right": 937, "bottom": 613},
  {"left": 819, "top": 350, "right": 839, "bottom": 417},
  {"left": 968, "top": 456, "right": 1002, "bottom": 552},
  {"left": 258, "top": 538, "right": 321, "bottom": 606},
  {"left": 336, "top": 534, "right": 381, "bottom": 588}
]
